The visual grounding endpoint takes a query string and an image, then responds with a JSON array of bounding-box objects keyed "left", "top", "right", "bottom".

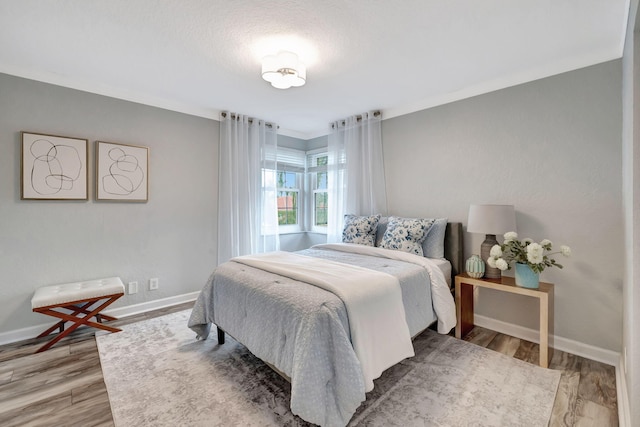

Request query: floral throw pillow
[
  {"left": 380, "top": 216, "right": 435, "bottom": 256},
  {"left": 342, "top": 214, "right": 381, "bottom": 246}
]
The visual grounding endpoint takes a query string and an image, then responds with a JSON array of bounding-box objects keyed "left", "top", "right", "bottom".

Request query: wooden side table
[{"left": 454, "top": 273, "right": 554, "bottom": 368}]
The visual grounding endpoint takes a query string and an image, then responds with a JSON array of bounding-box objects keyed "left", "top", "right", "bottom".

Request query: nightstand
[{"left": 454, "top": 273, "right": 554, "bottom": 368}]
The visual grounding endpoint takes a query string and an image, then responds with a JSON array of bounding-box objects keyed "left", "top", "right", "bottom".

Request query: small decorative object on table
[
  {"left": 465, "top": 254, "right": 485, "bottom": 278},
  {"left": 467, "top": 204, "right": 517, "bottom": 279},
  {"left": 486, "top": 231, "right": 571, "bottom": 289}
]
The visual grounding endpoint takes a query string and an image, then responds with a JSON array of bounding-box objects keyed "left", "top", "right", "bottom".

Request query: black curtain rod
[
  {"left": 220, "top": 112, "right": 278, "bottom": 129},
  {"left": 331, "top": 110, "right": 382, "bottom": 129}
]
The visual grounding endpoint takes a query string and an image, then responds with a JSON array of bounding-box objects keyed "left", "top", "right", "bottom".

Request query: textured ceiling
[{"left": 0, "top": 0, "right": 629, "bottom": 138}]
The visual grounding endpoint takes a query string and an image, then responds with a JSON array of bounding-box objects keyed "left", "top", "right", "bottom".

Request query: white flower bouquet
[{"left": 487, "top": 231, "right": 571, "bottom": 274}]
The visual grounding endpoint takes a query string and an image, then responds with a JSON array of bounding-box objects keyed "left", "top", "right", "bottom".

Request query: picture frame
[
  {"left": 96, "top": 141, "right": 149, "bottom": 202},
  {"left": 21, "top": 131, "right": 89, "bottom": 200}
]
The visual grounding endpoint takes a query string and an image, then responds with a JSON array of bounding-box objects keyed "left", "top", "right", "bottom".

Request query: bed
[{"left": 188, "top": 218, "right": 463, "bottom": 427}]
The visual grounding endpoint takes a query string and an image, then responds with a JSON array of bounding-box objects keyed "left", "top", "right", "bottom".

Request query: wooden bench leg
[
  {"left": 33, "top": 293, "right": 123, "bottom": 353},
  {"left": 36, "top": 300, "right": 96, "bottom": 338}
]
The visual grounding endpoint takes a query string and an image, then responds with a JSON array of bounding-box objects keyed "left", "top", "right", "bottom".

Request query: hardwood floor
[
  {"left": 0, "top": 303, "right": 618, "bottom": 426},
  {"left": 463, "top": 326, "right": 619, "bottom": 426},
  {"left": 0, "top": 302, "right": 193, "bottom": 427}
]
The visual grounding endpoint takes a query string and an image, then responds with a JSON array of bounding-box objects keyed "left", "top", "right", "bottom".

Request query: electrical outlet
[
  {"left": 149, "top": 278, "right": 159, "bottom": 290},
  {"left": 128, "top": 281, "right": 138, "bottom": 294}
]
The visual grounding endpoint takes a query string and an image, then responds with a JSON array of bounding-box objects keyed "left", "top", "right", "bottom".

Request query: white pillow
[
  {"left": 379, "top": 216, "right": 435, "bottom": 256},
  {"left": 342, "top": 214, "right": 381, "bottom": 246}
]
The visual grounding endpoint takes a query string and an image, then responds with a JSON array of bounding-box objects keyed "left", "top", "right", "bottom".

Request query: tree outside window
[
  {"left": 277, "top": 171, "right": 299, "bottom": 226},
  {"left": 264, "top": 148, "right": 328, "bottom": 234}
]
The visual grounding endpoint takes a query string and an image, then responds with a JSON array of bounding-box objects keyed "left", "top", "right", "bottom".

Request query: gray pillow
[
  {"left": 379, "top": 216, "right": 435, "bottom": 256},
  {"left": 376, "top": 216, "right": 447, "bottom": 258},
  {"left": 423, "top": 218, "right": 448, "bottom": 258},
  {"left": 342, "top": 214, "right": 381, "bottom": 246}
]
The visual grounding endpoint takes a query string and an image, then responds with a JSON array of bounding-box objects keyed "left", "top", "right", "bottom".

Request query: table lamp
[{"left": 467, "top": 204, "right": 516, "bottom": 279}]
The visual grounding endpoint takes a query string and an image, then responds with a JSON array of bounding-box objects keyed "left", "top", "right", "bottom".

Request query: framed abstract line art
[
  {"left": 21, "top": 131, "right": 89, "bottom": 200},
  {"left": 96, "top": 141, "right": 149, "bottom": 202}
]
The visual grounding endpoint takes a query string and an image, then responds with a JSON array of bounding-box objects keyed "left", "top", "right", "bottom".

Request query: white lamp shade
[
  {"left": 290, "top": 62, "right": 306, "bottom": 87},
  {"left": 467, "top": 204, "right": 516, "bottom": 235},
  {"left": 277, "top": 51, "right": 298, "bottom": 69},
  {"left": 261, "top": 50, "right": 306, "bottom": 89},
  {"left": 261, "top": 54, "right": 279, "bottom": 83}
]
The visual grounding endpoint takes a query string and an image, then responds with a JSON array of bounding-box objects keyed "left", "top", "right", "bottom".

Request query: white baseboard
[
  {"left": 474, "top": 314, "right": 620, "bottom": 366},
  {"left": 103, "top": 291, "right": 199, "bottom": 319},
  {"left": 0, "top": 291, "right": 199, "bottom": 346},
  {"left": 616, "top": 354, "right": 631, "bottom": 427}
]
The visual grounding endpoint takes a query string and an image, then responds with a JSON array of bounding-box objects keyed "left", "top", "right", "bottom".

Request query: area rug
[{"left": 97, "top": 310, "right": 561, "bottom": 426}]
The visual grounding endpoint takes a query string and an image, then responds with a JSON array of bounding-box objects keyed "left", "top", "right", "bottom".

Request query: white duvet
[
  {"left": 314, "top": 243, "right": 457, "bottom": 334},
  {"left": 190, "top": 243, "right": 458, "bottom": 426},
  {"left": 234, "top": 250, "right": 415, "bottom": 392}
]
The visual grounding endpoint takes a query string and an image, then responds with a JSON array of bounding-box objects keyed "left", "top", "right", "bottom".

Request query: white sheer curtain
[
  {"left": 217, "top": 112, "right": 279, "bottom": 263},
  {"left": 327, "top": 111, "right": 387, "bottom": 243}
]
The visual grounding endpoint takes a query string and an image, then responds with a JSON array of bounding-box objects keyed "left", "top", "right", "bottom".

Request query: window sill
[
  {"left": 278, "top": 230, "right": 327, "bottom": 236},
  {"left": 279, "top": 230, "right": 306, "bottom": 236}
]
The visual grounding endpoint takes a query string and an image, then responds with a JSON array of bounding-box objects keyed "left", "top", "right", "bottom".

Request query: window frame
[
  {"left": 270, "top": 147, "right": 306, "bottom": 234},
  {"left": 263, "top": 146, "right": 329, "bottom": 235},
  {"left": 276, "top": 170, "right": 303, "bottom": 233},
  {"left": 306, "top": 149, "right": 329, "bottom": 234}
]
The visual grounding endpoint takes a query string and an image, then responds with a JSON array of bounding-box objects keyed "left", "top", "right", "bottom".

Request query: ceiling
[{"left": 0, "top": 0, "right": 629, "bottom": 139}]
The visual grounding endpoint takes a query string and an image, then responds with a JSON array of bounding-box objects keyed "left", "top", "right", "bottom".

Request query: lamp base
[{"left": 481, "top": 234, "right": 501, "bottom": 279}]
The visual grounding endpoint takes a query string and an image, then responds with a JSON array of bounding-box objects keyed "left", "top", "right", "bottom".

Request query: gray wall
[
  {"left": 277, "top": 134, "right": 306, "bottom": 150},
  {"left": 0, "top": 73, "right": 219, "bottom": 335},
  {"left": 0, "top": 60, "right": 626, "bottom": 356},
  {"left": 382, "top": 60, "right": 623, "bottom": 351},
  {"left": 622, "top": 0, "right": 640, "bottom": 423},
  {"left": 306, "top": 135, "right": 328, "bottom": 151}
]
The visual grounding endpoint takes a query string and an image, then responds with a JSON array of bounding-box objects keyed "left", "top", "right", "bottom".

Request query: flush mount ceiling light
[{"left": 261, "top": 50, "right": 306, "bottom": 89}]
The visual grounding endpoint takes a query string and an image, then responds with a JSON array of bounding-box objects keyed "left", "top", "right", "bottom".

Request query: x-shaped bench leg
[
  {"left": 33, "top": 293, "right": 123, "bottom": 353},
  {"left": 36, "top": 300, "right": 98, "bottom": 338}
]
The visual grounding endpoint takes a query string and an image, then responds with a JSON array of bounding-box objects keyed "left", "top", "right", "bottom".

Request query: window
[
  {"left": 307, "top": 151, "right": 328, "bottom": 232},
  {"left": 263, "top": 146, "right": 329, "bottom": 234},
  {"left": 277, "top": 171, "right": 299, "bottom": 226},
  {"left": 264, "top": 147, "right": 305, "bottom": 232}
]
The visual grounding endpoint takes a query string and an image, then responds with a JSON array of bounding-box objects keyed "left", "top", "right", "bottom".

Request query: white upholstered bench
[{"left": 31, "top": 277, "right": 125, "bottom": 353}]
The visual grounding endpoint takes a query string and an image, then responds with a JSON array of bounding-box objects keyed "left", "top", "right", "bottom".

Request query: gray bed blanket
[{"left": 188, "top": 246, "right": 439, "bottom": 427}]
